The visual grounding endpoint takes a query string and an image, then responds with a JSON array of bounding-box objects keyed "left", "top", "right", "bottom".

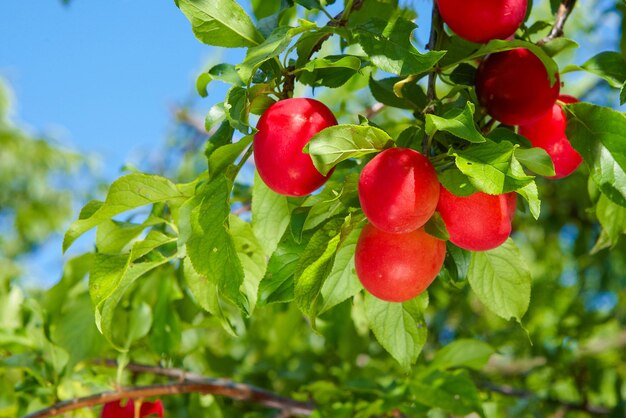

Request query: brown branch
[
  {"left": 538, "top": 0, "right": 578, "bottom": 45},
  {"left": 25, "top": 362, "right": 315, "bottom": 418},
  {"left": 483, "top": 382, "right": 610, "bottom": 415}
]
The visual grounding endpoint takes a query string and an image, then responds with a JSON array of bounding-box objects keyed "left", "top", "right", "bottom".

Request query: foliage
[{"left": 3, "top": 1, "right": 626, "bottom": 417}]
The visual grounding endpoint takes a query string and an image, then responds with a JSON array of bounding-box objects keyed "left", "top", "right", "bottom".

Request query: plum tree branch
[
  {"left": 24, "top": 360, "right": 315, "bottom": 418},
  {"left": 482, "top": 382, "right": 610, "bottom": 415},
  {"left": 538, "top": 0, "right": 578, "bottom": 45}
]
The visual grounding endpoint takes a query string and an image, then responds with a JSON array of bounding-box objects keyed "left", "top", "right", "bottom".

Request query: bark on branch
[
  {"left": 23, "top": 361, "right": 315, "bottom": 418},
  {"left": 538, "top": 0, "right": 578, "bottom": 45}
]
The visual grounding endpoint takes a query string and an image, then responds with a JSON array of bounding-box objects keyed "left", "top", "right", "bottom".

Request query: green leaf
[
  {"left": 448, "top": 63, "right": 477, "bottom": 86},
  {"left": 424, "top": 212, "right": 449, "bottom": 241},
  {"left": 468, "top": 238, "right": 531, "bottom": 322},
  {"left": 196, "top": 64, "right": 244, "bottom": 97},
  {"left": 425, "top": 102, "right": 486, "bottom": 144},
  {"left": 306, "top": 124, "right": 394, "bottom": 175},
  {"left": 356, "top": 18, "right": 446, "bottom": 76},
  {"left": 176, "top": 0, "right": 264, "bottom": 48},
  {"left": 540, "top": 37, "right": 579, "bottom": 58},
  {"left": 95, "top": 217, "right": 164, "bottom": 254},
  {"left": 294, "top": 217, "right": 345, "bottom": 319},
  {"left": 224, "top": 86, "right": 250, "bottom": 134},
  {"left": 230, "top": 215, "right": 266, "bottom": 313},
  {"left": 563, "top": 51, "right": 626, "bottom": 88},
  {"left": 596, "top": 194, "right": 626, "bottom": 246},
  {"left": 208, "top": 135, "right": 252, "bottom": 179},
  {"left": 63, "top": 174, "right": 186, "bottom": 252},
  {"left": 318, "top": 222, "right": 363, "bottom": 314},
  {"left": 429, "top": 339, "right": 494, "bottom": 371},
  {"left": 205, "top": 121, "right": 235, "bottom": 159},
  {"left": 364, "top": 292, "right": 429, "bottom": 369},
  {"left": 183, "top": 258, "right": 237, "bottom": 335},
  {"left": 453, "top": 140, "right": 534, "bottom": 194},
  {"left": 302, "top": 175, "right": 359, "bottom": 231},
  {"left": 298, "top": 55, "right": 362, "bottom": 88},
  {"left": 258, "top": 227, "right": 309, "bottom": 305},
  {"left": 621, "top": 82, "right": 626, "bottom": 106},
  {"left": 411, "top": 370, "right": 484, "bottom": 416},
  {"left": 252, "top": 0, "right": 281, "bottom": 20},
  {"left": 438, "top": 168, "right": 477, "bottom": 197},
  {"left": 149, "top": 275, "right": 183, "bottom": 353},
  {"left": 252, "top": 171, "right": 291, "bottom": 257},
  {"left": 237, "top": 22, "right": 316, "bottom": 82},
  {"left": 368, "top": 76, "right": 427, "bottom": 109},
  {"left": 514, "top": 147, "right": 556, "bottom": 177},
  {"left": 565, "top": 102, "right": 626, "bottom": 207},
  {"left": 183, "top": 177, "right": 247, "bottom": 312}
]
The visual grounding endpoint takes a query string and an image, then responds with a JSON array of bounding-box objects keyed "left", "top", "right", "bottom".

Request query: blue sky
[{"left": 0, "top": 0, "right": 221, "bottom": 177}]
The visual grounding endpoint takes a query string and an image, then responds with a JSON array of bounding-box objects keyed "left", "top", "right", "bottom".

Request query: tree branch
[
  {"left": 423, "top": 0, "right": 443, "bottom": 154},
  {"left": 24, "top": 361, "right": 315, "bottom": 418},
  {"left": 482, "top": 382, "right": 611, "bottom": 415},
  {"left": 424, "top": 1, "right": 442, "bottom": 111},
  {"left": 538, "top": 0, "right": 578, "bottom": 45}
]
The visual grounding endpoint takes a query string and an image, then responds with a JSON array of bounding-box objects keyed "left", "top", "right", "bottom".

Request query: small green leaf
[
  {"left": 365, "top": 292, "right": 429, "bottom": 369},
  {"left": 257, "top": 230, "right": 305, "bottom": 305},
  {"left": 293, "top": 217, "right": 345, "bottom": 318},
  {"left": 176, "top": 0, "right": 264, "bottom": 47},
  {"left": 356, "top": 18, "right": 446, "bottom": 76},
  {"left": 453, "top": 140, "right": 534, "bottom": 194},
  {"left": 319, "top": 222, "right": 363, "bottom": 314},
  {"left": 64, "top": 174, "right": 186, "bottom": 252},
  {"left": 208, "top": 135, "right": 252, "bottom": 179},
  {"left": 230, "top": 216, "right": 266, "bottom": 314},
  {"left": 196, "top": 63, "right": 244, "bottom": 97},
  {"left": 540, "top": 37, "right": 579, "bottom": 57},
  {"left": 468, "top": 238, "right": 531, "bottom": 322},
  {"left": 306, "top": 124, "right": 394, "bottom": 175},
  {"left": 298, "top": 55, "right": 362, "bottom": 88},
  {"left": 596, "top": 194, "right": 626, "bottom": 246},
  {"left": 302, "top": 174, "right": 359, "bottom": 231},
  {"left": 205, "top": 122, "right": 235, "bottom": 159},
  {"left": 425, "top": 102, "right": 486, "bottom": 144},
  {"left": 565, "top": 102, "right": 626, "bottom": 207},
  {"left": 448, "top": 63, "right": 477, "bottom": 86},
  {"left": 424, "top": 212, "right": 449, "bottom": 241},
  {"left": 224, "top": 86, "right": 250, "bottom": 134},
  {"left": 429, "top": 339, "right": 494, "bottom": 371},
  {"left": 514, "top": 147, "right": 556, "bottom": 177},
  {"left": 621, "top": 82, "right": 626, "bottom": 105},
  {"left": 411, "top": 370, "right": 484, "bottom": 417},
  {"left": 438, "top": 168, "right": 477, "bottom": 197},
  {"left": 252, "top": 171, "right": 291, "bottom": 257},
  {"left": 368, "top": 76, "right": 427, "bottom": 109},
  {"left": 183, "top": 258, "right": 237, "bottom": 335},
  {"left": 563, "top": 51, "right": 626, "bottom": 88},
  {"left": 183, "top": 177, "right": 247, "bottom": 312}
]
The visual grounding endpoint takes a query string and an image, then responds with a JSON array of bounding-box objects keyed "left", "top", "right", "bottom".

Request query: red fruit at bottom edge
[
  {"left": 101, "top": 399, "right": 164, "bottom": 418},
  {"left": 437, "top": 186, "right": 517, "bottom": 252},
  {"left": 355, "top": 223, "right": 446, "bottom": 302},
  {"left": 519, "top": 95, "right": 583, "bottom": 179},
  {"left": 475, "top": 48, "right": 560, "bottom": 125}
]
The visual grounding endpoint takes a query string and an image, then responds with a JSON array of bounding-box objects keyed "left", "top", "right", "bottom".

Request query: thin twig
[
  {"left": 423, "top": 1, "right": 443, "bottom": 154},
  {"left": 24, "top": 373, "right": 314, "bottom": 418},
  {"left": 364, "top": 102, "right": 385, "bottom": 119},
  {"left": 483, "top": 382, "right": 610, "bottom": 415},
  {"left": 538, "top": 0, "right": 578, "bottom": 45}
]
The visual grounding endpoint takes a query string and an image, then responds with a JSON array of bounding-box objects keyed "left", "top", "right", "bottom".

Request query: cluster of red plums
[{"left": 253, "top": 0, "right": 583, "bottom": 303}]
